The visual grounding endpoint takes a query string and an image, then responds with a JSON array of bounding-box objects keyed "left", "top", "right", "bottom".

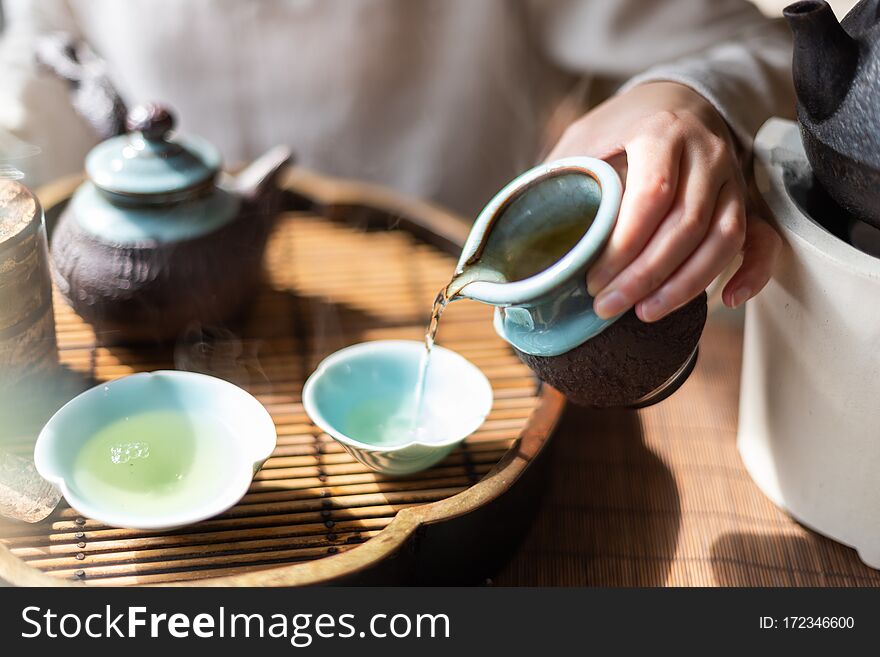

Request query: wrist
[{"left": 630, "top": 81, "right": 739, "bottom": 150}]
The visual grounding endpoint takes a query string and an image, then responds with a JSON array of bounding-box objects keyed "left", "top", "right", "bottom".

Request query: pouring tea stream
[{"left": 415, "top": 156, "right": 707, "bottom": 412}]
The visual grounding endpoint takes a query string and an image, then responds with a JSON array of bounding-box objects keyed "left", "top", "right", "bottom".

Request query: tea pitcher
[{"left": 454, "top": 156, "right": 707, "bottom": 408}]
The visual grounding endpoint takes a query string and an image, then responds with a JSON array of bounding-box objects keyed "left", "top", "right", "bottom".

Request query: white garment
[{"left": 0, "top": 0, "right": 794, "bottom": 216}]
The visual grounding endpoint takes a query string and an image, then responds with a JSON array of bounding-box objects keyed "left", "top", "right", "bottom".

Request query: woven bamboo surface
[
  {"left": 0, "top": 206, "right": 542, "bottom": 586},
  {"left": 496, "top": 311, "right": 880, "bottom": 587}
]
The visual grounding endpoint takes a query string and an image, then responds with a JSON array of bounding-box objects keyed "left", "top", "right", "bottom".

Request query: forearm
[{"left": 0, "top": 0, "right": 96, "bottom": 186}]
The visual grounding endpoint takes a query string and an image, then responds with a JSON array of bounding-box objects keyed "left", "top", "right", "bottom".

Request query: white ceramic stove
[{"left": 739, "top": 118, "right": 880, "bottom": 568}]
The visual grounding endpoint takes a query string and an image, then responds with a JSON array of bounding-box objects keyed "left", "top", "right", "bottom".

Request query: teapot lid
[{"left": 85, "top": 104, "right": 221, "bottom": 201}]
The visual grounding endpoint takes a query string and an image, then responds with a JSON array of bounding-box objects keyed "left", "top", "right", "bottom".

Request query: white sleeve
[
  {"left": 0, "top": 0, "right": 98, "bottom": 187},
  {"left": 618, "top": 17, "right": 796, "bottom": 152},
  {"left": 527, "top": 0, "right": 796, "bottom": 151}
]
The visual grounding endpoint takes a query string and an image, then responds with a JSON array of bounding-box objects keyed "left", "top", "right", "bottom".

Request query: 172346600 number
[{"left": 759, "top": 616, "right": 855, "bottom": 630}]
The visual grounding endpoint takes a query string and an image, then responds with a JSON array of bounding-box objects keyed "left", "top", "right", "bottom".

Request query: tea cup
[
  {"left": 302, "top": 340, "right": 493, "bottom": 476},
  {"left": 34, "top": 370, "right": 276, "bottom": 530}
]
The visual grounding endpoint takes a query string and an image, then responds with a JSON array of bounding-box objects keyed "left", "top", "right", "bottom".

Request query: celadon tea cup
[
  {"left": 34, "top": 370, "right": 276, "bottom": 530},
  {"left": 302, "top": 340, "right": 493, "bottom": 476}
]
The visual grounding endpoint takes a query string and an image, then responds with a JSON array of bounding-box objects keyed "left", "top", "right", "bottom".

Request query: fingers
[
  {"left": 545, "top": 115, "right": 622, "bottom": 162},
  {"left": 549, "top": 102, "right": 761, "bottom": 320},
  {"left": 722, "top": 213, "right": 782, "bottom": 307},
  {"left": 586, "top": 132, "right": 683, "bottom": 295},
  {"left": 636, "top": 181, "right": 746, "bottom": 321},
  {"left": 592, "top": 146, "right": 725, "bottom": 319}
]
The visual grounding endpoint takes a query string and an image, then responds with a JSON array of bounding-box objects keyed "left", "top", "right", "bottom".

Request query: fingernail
[
  {"left": 587, "top": 269, "right": 607, "bottom": 296},
  {"left": 638, "top": 296, "right": 665, "bottom": 323},
  {"left": 593, "top": 289, "right": 627, "bottom": 318},
  {"left": 731, "top": 286, "right": 751, "bottom": 308}
]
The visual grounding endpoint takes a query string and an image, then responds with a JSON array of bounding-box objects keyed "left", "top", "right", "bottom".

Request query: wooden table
[{"left": 495, "top": 309, "right": 880, "bottom": 587}]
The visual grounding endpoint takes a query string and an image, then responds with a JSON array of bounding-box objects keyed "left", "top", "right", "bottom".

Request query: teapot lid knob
[
  {"left": 84, "top": 101, "right": 221, "bottom": 201},
  {"left": 126, "top": 104, "right": 175, "bottom": 141}
]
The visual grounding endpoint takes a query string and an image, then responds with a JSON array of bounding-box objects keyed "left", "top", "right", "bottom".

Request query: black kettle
[{"left": 784, "top": 0, "right": 880, "bottom": 229}]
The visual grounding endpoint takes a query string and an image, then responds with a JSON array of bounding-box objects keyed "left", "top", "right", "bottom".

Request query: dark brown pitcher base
[{"left": 515, "top": 291, "right": 707, "bottom": 408}]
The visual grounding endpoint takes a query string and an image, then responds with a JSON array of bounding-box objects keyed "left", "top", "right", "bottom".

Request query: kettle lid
[{"left": 85, "top": 104, "right": 220, "bottom": 201}]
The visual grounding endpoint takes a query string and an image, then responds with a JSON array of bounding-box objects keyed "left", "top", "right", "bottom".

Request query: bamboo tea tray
[{"left": 0, "top": 169, "right": 564, "bottom": 586}]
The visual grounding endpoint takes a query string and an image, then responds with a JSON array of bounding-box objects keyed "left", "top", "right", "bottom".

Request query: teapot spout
[
  {"left": 784, "top": 0, "right": 859, "bottom": 122},
  {"left": 232, "top": 145, "right": 293, "bottom": 202}
]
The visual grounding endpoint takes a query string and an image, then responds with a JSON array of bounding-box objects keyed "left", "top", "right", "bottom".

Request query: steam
[
  {"left": 305, "top": 295, "right": 349, "bottom": 366},
  {"left": 0, "top": 129, "right": 41, "bottom": 181},
  {"left": 0, "top": 165, "right": 25, "bottom": 181},
  {"left": 173, "top": 322, "right": 269, "bottom": 392}
]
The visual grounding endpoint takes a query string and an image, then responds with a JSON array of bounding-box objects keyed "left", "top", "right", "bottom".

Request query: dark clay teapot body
[
  {"left": 785, "top": 0, "right": 880, "bottom": 228},
  {"left": 51, "top": 105, "right": 291, "bottom": 342}
]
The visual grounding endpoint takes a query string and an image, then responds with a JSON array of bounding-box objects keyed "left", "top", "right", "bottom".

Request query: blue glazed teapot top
[
  {"left": 86, "top": 104, "right": 222, "bottom": 203},
  {"left": 68, "top": 103, "right": 291, "bottom": 245}
]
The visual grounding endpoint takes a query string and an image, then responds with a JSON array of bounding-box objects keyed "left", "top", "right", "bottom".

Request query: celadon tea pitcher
[{"left": 453, "top": 157, "right": 707, "bottom": 408}]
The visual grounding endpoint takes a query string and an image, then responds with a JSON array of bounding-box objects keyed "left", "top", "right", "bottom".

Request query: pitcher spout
[{"left": 454, "top": 157, "right": 620, "bottom": 308}]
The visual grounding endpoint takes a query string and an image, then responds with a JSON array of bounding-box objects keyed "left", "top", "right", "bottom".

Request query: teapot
[
  {"left": 784, "top": 0, "right": 880, "bottom": 228},
  {"left": 50, "top": 104, "right": 291, "bottom": 342},
  {"left": 452, "top": 157, "right": 707, "bottom": 408}
]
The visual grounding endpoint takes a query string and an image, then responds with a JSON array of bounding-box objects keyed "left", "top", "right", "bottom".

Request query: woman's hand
[{"left": 547, "top": 81, "right": 781, "bottom": 322}]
